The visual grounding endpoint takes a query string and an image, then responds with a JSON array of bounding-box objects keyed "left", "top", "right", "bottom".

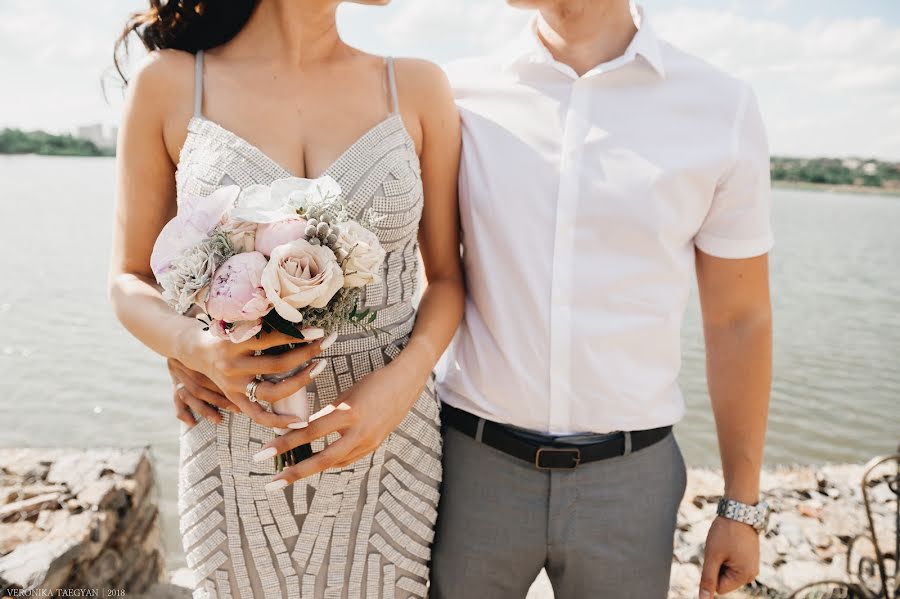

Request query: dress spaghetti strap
[
  {"left": 193, "top": 50, "right": 205, "bottom": 118},
  {"left": 385, "top": 56, "right": 400, "bottom": 115}
]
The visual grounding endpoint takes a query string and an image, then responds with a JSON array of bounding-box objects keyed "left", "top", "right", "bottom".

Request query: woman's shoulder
[
  {"left": 391, "top": 57, "right": 450, "bottom": 90},
  {"left": 130, "top": 49, "right": 195, "bottom": 87},
  {"left": 122, "top": 49, "right": 199, "bottom": 162},
  {"left": 126, "top": 49, "right": 196, "bottom": 113},
  {"left": 390, "top": 57, "right": 454, "bottom": 113}
]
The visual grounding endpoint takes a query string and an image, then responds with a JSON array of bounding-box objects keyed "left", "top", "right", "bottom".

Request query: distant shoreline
[
  {"left": 0, "top": 151, "right": 113, "bottom": 158},
  {"left": 773, "top": 180, "right": 900, "bottom": 197},
  {"left": 0, "top": 128, "right": 114, "bottom": 158}
]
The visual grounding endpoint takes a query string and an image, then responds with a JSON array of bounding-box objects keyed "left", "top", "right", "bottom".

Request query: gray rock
[
  {"left": 0, "top": 448, "right": 163, "bottom": 596},
  {"left": 777, "top": 559, "right": 828, "bottom": 590},
  {"left": 0, "top": 521, "right": 42, "bottom": 555},
  {"left": 0, "top": 492, "right": 63, "bottom": 523},
  {"left": 77, "top": 479, "right": 125, "bottom": 511}
]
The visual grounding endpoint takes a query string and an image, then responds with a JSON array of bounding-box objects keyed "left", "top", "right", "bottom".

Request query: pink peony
[
  {"left": 255, "top": 217, "right": 308, "bottom": 257},
  {"left": 150, "top": 185, "right": 240, "bottom": 277},
  {"left": 206, "top": 252, "right": 271, "bottom": 324},
  {"left": 210, "top": 318, "right": 263, "bottom": 344}
]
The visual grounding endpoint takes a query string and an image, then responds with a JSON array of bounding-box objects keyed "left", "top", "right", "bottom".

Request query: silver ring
[
  {"left": 245, "top": 379, "right": 260, "bottom": 403},
  {"left": 174, "top": 383, "right": 186, "bottom": 392}
]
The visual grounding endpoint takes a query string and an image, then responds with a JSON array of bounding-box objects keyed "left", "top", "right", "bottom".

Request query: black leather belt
[{"left": 441, "top": 402, "right": 672, "bottom": 470}]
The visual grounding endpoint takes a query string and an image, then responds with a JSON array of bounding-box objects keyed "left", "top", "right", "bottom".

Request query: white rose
[
  {"left": 220, "top": 219, "right": 257, "bottom": 253},
  {"left": 336, "top": 221, "right": 386, "bottom": 288},
  {"left": 261, "top": 239, "right": 344, "bottom": 322},
  {"left": 229, "top": 175, "right": 342, "bottom": 224}
]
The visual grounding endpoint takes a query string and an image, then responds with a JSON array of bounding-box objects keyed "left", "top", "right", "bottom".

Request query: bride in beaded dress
[{"left": 108, "top": 1, "right": 464, "bottom": 597}]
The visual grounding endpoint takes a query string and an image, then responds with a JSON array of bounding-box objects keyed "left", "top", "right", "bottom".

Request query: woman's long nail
[
  {"left": 301, "top": 328, "right": 325, "bottom": 340},
  {"left": 252, "top": 447, "right": 277, "bottom": 462},
  {"left": 287, "top": 421, "right": 309, "bottom": 430},
  {"left": 320, "top": 331, "right": 339, "bottom": 351},
  {"left": 265, "top": 479, "right": 288, "bottom": 492},
  {"left": 309, "top": 360, "right": 328, "bottom": 378}
]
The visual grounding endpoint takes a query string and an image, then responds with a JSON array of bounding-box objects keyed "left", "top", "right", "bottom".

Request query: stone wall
[{"left": 0, "top": 448, "right": 168, "bottom": 596}]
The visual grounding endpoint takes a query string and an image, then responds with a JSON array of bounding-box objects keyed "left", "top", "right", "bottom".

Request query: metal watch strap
[{"left": 717, "top": 497, "right": 770, "bottom": 532}]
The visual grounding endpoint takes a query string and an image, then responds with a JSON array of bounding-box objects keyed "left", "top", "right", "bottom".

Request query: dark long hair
[{"left": 114, "top": 0, "right": 260, "bottom": 83}]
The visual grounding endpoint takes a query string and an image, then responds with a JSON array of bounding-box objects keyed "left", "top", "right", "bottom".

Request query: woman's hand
[
  {"left": 253, "top": 358, "right": 428, "bottom": 488},
  {"left": 168, "top": 357, "right": 238, "bottom": 426},
  {"left": 176, "top": 325, "right": 337, "bottom": 429}
]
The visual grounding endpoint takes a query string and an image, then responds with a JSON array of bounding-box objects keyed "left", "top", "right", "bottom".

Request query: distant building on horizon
[{"left": 75, "top": 124, "right": 117, "bottom": 150}]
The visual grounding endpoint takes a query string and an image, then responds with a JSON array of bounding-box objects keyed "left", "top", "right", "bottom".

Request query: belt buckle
[{"left": 535, "top": 447, "right": 581, "bottom": 470}]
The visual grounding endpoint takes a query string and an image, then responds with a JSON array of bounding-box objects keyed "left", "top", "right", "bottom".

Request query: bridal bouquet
[{"left": 150, "top": 175, "right": 385, "bottom": 469}]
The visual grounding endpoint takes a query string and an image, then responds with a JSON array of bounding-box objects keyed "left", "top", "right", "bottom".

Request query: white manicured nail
[
  {"left": 287, "top": 421, "right": 309, "bottom": 430},
  {"left": 301, "top": 328, "right": 325, "bottom": 340},
  {"left": 309, "top": 360, "right": 328, "bottom": 378},
  {"left": 265, "top": 479, "right": 288, "bottom": 492},
  {"left": 252, "top": 447, "right": 276, "bottom": 462},
  {"left": 320, "top": 331, "right": 339, "bottom": 351}
]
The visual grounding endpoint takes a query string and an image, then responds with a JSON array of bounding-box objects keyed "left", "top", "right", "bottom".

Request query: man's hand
[
  {"left": 253, "top": 359, "right": 427, "bottom": 488},
  {"left": 699, "top": 516, "right": 760, "bottom": 598},
  {"left": 168, "top": 357, "right": 238, "bottom": 427}
]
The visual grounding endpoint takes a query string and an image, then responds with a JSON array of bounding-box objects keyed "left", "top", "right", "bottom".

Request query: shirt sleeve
[{"left": 694, "top": 83, "right": 774, "bottom": 259}]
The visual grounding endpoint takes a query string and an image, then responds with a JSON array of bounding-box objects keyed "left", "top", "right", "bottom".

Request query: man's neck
[{"left": 536, "top": 0, "right": 637, "bottom": 77}]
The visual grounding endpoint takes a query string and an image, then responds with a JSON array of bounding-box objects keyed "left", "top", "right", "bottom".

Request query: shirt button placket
[{"left": 548, "top": 78, "right": 586, "bottom": 434}]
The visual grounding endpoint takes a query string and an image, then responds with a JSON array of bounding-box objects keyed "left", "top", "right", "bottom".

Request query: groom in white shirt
[{"left": 432, "top": 1, "right": 773, "bottom": 598}]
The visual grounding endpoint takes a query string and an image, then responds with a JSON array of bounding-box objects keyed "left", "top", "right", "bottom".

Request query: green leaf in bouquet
[{"left": 263, "top": 310, "right": 307, "bottom": 340}]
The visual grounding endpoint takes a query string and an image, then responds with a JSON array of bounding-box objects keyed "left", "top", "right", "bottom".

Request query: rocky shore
[
  {"left": 1, "top": 449, "right": 893, "bottom": 598},
  {"left": 0, "top": 448, "right": 178, "bottom": 598},
  {"left": 665, "top": 463, "right": 892, "bottom": 598}
]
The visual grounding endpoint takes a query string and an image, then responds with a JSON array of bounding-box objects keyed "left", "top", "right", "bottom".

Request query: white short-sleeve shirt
[{"left": 437, "top": 5, "right": 774, "bottom": 435}]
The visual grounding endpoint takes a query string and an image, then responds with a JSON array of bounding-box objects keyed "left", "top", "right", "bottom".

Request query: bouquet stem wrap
[{"left": 261, "top": 344, "right": 313, "bottom": 468}]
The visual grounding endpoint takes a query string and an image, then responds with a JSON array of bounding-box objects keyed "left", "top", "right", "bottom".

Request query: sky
[{"left": 1, "top": 0, "right": 899, "bottom": 160}]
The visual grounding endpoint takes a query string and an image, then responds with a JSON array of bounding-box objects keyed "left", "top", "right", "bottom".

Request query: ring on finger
[
  {"left": 174, "top": 382, "right": 186, "bottom": 392},
  {"left": 253, "top": 350, "right": 265, "bottom": 381},
  {"left": 245, "top": 379, "right": 261, "bottom": 403}
]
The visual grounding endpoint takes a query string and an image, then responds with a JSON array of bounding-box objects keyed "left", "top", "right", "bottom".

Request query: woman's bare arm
[
  {"left": 394, "top": 58, "right": 466, "bottom": 381},
  {"left": 108, "top": 51, "right": 195, "bottom": 360}
]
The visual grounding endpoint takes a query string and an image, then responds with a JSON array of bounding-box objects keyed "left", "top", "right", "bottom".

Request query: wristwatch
[{"left": 717, "top": 497, "right": 770, "bottom": 533}]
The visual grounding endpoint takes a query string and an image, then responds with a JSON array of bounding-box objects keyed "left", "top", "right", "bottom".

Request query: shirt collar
[{"left": 501, "top": 3, "right": 666, "bottom": 79}]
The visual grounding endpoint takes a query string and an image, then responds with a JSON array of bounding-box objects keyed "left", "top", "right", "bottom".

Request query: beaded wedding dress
[{"left": 175, "top": 50, "right": 442, "bottom": 599}]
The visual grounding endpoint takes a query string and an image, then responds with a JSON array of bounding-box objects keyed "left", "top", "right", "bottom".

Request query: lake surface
[{"left": 1, "top": 155, "right": 898, "bottom": 564}]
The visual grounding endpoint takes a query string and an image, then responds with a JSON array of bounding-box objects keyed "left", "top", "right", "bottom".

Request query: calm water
[{"left": 1, "top": 155, "right": 898, "bottom": 564}]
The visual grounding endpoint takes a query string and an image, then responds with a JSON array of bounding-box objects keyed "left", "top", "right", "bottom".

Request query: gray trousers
[{"left": 430, "top": 425, "right": 687, "bottom": 598}]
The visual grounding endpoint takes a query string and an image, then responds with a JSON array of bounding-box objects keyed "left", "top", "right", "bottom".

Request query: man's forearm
[{"left": 704, "top": 312, "right": 772, "bottom": 504}]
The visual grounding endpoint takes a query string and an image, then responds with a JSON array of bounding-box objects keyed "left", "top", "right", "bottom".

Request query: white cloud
[
  {"left": 0, "top": 0, "right": 145, "bottom": 134},
  {"left": 652, "top": 9, "right": 900, "bottom": 158},
  {"left": 370, "top": 1, "right": 529, "bottom": 62}
]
